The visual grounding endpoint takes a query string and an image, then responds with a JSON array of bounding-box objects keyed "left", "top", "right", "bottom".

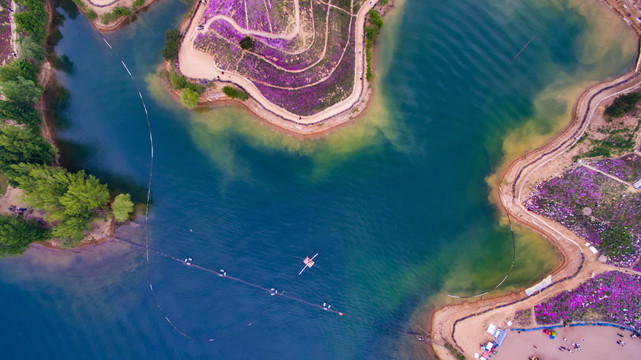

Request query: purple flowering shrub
[
  {"left": 589, "top": 154, "right": 641, "bottom": 183},
  {"left": 193, "top": 0, "right": 359, "bottom": 115},
  {"left": 524, "top": 166, "right": 641, "bottom": 267},
  {"left": 535, "top": 271, "right": 641, "bottom": 331},
  {"left": 201, "top": 0, "right": 297, "bottom": 35},
  {"left": 0, "top": 0, "right": 12, "bottom": 63},
  {"left": 255, "top": 41, "right": 355, "bottom": 115},
  {"left": 194, "top": 33, "right": 243, "bottom": 71},
  {"left": 514, "top": 308, "right": 533, "bottom": 326}
]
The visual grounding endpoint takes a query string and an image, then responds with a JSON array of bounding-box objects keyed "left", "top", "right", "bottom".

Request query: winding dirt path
[{"left": 199, "top": 0, "right": 301, "bottom": 40}]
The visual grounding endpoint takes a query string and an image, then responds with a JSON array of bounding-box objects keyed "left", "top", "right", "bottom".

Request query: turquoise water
[{"left": 0, "top": 0, "right": 636, "bottom": 358}]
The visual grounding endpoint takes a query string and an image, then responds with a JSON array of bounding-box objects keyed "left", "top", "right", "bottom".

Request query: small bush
[
  {"left": 239, "top": 36, "right": 253, "bottom": 50},
  {"left": 111, "top": 193, "right": 134, "bottom": 223},
  {"left": 170, "top": 71, "right": 187, "bottom": 89},
  {"left": 180, "top": 88, "right": 199, "bottom": 109},
  {"left": 222, "top": 86, "right": 249, "bottom": 101},
  {"left": 86, "top": 10, "right": 97, "bottom": 21},
  {"left": 444, "top": 343, "right": 466, "bottom": 360},
  {"left": 100, "top": 7, "right": 132, "bottom": 25}
]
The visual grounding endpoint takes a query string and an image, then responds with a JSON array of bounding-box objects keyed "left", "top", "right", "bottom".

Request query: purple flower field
[
  {"left": 524, "top": 166, "right": 641, "bottom": 267},
  {"left": 0, "top": 0, "right": 13, "bottom": 64},
  {"left": 535, "top": 271, "right": 641, "bottom": 331},
  {"left": 589, "top": 154, "right": 641, "bottom": 183},
  {"left": 193, "top": 0, "right": 359, "bottom": 115}
]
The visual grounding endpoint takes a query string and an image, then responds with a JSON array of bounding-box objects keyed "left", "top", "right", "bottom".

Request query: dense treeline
[
  {"left": 0, "top": 0, "right": 134, "bottom": 254},
  {"left": 364, "top": 9, "right": 384, "bottom": 82},
  {"left": 14, "top": 0, "right": 48, "bottom": 44},
  {"left": 604, "top": 92, "right": 641, "bottom": 118},
  {"left": 162, "top": 29, "right": 181, "bottom": 62}
]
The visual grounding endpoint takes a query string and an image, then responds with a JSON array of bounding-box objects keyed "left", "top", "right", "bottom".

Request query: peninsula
[
  {"left": 174, "top": 0, "right": 392, "bottom": 135},
  {"left": 429, "top": 1, "right": 641, "bottom": 359}
]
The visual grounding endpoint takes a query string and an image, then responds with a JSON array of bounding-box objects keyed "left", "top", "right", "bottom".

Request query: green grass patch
[
  {"left": 100, "top": 6, "right": 132, "bottom": 25},
  {"left": 577, "top": 120, "right": 640, "bottom": 159},
  {"left": 444, "top": 343, "right": 466, "bottom": 360},
  {"left": 0, "top": 175, "right": 8, "bottom": 196}
]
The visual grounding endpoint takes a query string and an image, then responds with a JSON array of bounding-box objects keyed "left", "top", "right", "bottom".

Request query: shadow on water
[
  {"left": 47, "top": 79, "right": 150, "bottom": 203},
  {"left": 57, "top": 137, "right": 149, "bottom": 202}
]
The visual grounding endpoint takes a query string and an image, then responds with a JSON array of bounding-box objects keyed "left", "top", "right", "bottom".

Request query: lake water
[{"left": 0, "top": 0, "right": 636, "bottom": 358}]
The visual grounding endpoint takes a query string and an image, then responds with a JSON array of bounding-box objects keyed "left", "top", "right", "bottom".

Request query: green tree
[
  {"left": 10, "top": 163, "right": 73, "bottom": 215},
  {"left": 369, "top": 9, "right": 383, "bottom": 29},
  {"left": 52, "top": 216, "right": 89, "bottom": 247},
  {"left": 14, "top": 0, "right": 47, "bottom": 40},
  {"left": 0, "top": 215, "right": 49, "bottom": 257},
  {"left": 10, "top": 164, "right": 108, "bottom": 220},
  {"left": 10, "top": 164, "right": 110, "bottom": 245},
  {"left": 19, "top": 36, "right": 45, "bottom": 63},
  {"left": 222, "top": 86, "right": 249, "bottom": 100},
  {"left": 604, "top": 92, "right": 641, "bottom": 118},
  {"left": 86, "top": 10, "right": 98, "bottom": 21},
  {"left": 0, "top": 59, "right": 38, "bottom": 82},
  {"left": 170, "top": 71, "right": 187, "bottom": 89},
  {"left": 0, "top": 125, "right": 56, "bottom": 175},
  {"left": 0, "top": 76, "right": 42, "bottom": 105},
  {"left": 180, "top": 88, "right": 199, "bottom": 108},
  {"left": 0, "top": 100, "right": 41, "bottom": 126},
  {"left": 239, "top": 36, "right": 254, "bottom": 50},
  {"left": 111, "top": 193, "right": 134, "bottom": 222},
  {"left": 59, "top": 171, "right": 109, "bottom": 217},
  {"left": 162, "top": 29, "right": 182, "bottom": 62}
]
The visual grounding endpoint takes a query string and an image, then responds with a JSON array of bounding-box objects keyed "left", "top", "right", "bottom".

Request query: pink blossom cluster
[
  {"left": 524, "top": 166, "right": 641, "bottom": 267},
  {"left": 535, "top": 271, "right": 641, "bottom": 331},
  {"left": 589, "top": 154, "right": 641, "bottom": 183}
]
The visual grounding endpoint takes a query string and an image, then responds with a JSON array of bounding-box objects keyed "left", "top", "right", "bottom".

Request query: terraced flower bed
[
  {"left": 524, "top": 166, "right": 641, "bottom": 267},
  {"left": 191, "top": 0, "right": 366, "bottom": 116},
  {"left": 589, "top": 153, "right": 641, "bottom": 183},
  {"left": 535, "top": 271, "right": 641, "bottom": 331}
]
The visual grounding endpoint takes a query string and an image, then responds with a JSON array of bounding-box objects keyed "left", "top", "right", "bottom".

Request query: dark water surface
[{"left": 0, "top": 0, "right": 635, "bottom": 358}]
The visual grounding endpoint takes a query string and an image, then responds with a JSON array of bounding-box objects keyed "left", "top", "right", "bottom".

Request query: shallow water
[{"left": 0, "top": 0, "right": 636, "bottom": 358}]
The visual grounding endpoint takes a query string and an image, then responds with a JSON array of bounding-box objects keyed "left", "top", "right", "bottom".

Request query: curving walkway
[{"left": 430, "top": 37, "right": 641, "bottom": 360}]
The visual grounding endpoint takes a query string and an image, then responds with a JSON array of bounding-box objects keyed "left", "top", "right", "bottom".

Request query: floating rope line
[
  {"left": 114, "top": 235, "right": 432, "bottom": 342},
  {"left": 512, "top": 35, "right": 536, "bottom": 61},
  {"left": 97, "top": 34, "right": 355, "bottom": 341},
  {"left": 95, "top": 32, "right": 429, "bottom": 343},
  {"left": 447, "top": 212, "right": 516, "bottom": 299}
]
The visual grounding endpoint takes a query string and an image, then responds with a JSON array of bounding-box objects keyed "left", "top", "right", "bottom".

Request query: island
[
  {"left": 429, "top": 1, "right": 641, "bottom": 359},
  {"left": 171, "top": 0, "right": 392, "bottom": 135}
]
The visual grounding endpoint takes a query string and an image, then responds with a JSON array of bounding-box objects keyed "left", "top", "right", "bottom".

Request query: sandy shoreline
[
  {"left": 429, "top": 2, "right": 641, "bottom": 358},
  {"left": 175, "top": 0, "right": 395, "bottom": 136}
]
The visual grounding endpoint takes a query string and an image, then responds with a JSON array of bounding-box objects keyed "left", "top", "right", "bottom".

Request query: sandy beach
[{"left": 495, "top": 326, "right": 641, "bottom": 360}]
